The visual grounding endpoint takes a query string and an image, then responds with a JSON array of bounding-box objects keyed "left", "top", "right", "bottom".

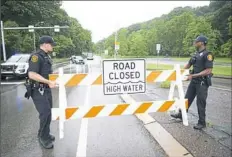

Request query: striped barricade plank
[
  {"left": 52, "top": 99, "right": 188, "bottom": 120},
  {"left": 49, "top": 70, "right": 189, "bottom": 87}
]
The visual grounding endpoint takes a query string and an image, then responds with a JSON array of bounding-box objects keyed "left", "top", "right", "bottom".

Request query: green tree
[
  {"left": 220, "top": 39, "right": 232, "bottom": 57},
  {"left": 53, "top": 35, "right": 75, "bottom": 57},
  {"left": 128, "top": 31, "right": 148, "bottom": 57},
  {"left": 117, "top": 28, "right": 129, "bottom": 56},
  {"left": 1, "top": 1, "right": 62, "bottom": 26},
  {"left": 183, "top": 17, "right": 219, "bottom": 56},
  {"left": 20, "top": 34, "right": 34, "bottom": 53},
  {"left": 4, "top": 21, "right": 22, "bottom": 52}
]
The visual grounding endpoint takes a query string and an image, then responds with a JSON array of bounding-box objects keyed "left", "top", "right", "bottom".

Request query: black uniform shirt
[
  {"left": 28, "top": 49, "right": 53, "bottom": 80},
  {"left": 188, "top": 49, "right": 214, "bottom": 74}
]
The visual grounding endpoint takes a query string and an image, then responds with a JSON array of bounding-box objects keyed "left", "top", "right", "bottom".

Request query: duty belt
[
  {"left": 192, "top": 76, "right": 206, "bottom": 82},
  {"left": 32, "top": 82, "right": 49, "bottom": 88}
]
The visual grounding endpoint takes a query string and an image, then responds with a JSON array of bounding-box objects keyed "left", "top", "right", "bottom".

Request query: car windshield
[
  {"left": 6, "top": 55, "right": 29, "bottom": 63},
  {"left": 18, "top": 56, "right": 29, "bottom": 63},
  {"left": 76, "top": 56, "right": 83, "bottom": 59},
  {"left": 6, "top": 56, "right": 21, "bottom": 62}
]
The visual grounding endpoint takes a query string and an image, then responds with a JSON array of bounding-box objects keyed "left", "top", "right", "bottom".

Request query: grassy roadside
[
  {"left": 172, "top": 57, "right": 231, "bottom": 64},
  {"left": 147, "top": 63, "right": 231, "bottom": 77},
  {"left": 102, "top": 55, "right": 231, "bottom": 64}
]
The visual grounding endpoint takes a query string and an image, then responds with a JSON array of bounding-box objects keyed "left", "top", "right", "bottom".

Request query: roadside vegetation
[
  {"left": 96, "top": 1, "right": 231, "bottom": 59},
  {"left": 146, "top": 63, "right": 231, "bottom": 77},
  {"left": 1, "top": 1, "right": 93, "bottom": 61}
]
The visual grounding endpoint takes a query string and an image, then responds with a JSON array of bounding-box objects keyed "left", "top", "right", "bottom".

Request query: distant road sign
[
  {"left": 156, "top": 44, "right": 161, "bottom": 51},
  {"left": 115, "top": 42, "right": 120, "bottom": 50},
  {"left": 54, "top": 25, "right": 60, "bottom": 32},
  {"left": 104, "top": 50, "right": 108, "bottom": 55},
  {"left": 28, "top": 25, "right": 34, "bottom": 32},
  {"left": 115, "top": 42, "right": 120, "bottom": 45},
  {"left": 115, "top": 45, "right": 120, "bottom": 50},
  {"left": 103, "top": 59, "right": 146, "bottom": 95}
]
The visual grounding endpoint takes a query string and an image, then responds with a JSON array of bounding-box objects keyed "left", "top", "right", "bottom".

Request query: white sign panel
[
  {"left": 103, "top": 59, "right": 146, "bottom": 95},
  {"left": 115, "top": 45, "right": 120, "bottom": 50},
  {"left": 28, "top": 25, "right": 34, "bottom": 32},
  {"left": 156, "top": 44, "right": 161, "bottom": 51},
  {"left": 104, "top": 50, "right": 108, "bottom": 55},
  {"left": 54, "top": 25, "right": 60, "bottom": 32}
]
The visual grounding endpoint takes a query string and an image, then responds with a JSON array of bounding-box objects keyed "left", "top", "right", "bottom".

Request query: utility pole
[
  {"left": 114, "top": 31, "right": 117, "bottom": 59},
  {"left": 114, "top": 30, "right": 119, "bottom": 59},
  {"left": 156, "top": 44, "right": 161, "bottom": 68},
  {"left": 1, "top": 21, "right": 6, "bottom": 61}
]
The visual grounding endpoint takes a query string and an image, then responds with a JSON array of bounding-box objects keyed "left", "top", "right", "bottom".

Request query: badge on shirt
[
  {"left": 200, "top": 52, "right": 203, "bottom": 56},
  {"left": 31, "top": 55, "right": 38, "bottom": 63},
  {"left": 207, "top": 54, "right": 213, "bottom": 61}
]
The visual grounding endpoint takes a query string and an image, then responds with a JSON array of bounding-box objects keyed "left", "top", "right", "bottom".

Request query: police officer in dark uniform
[
  {"left": 26, "top": 36, "right": 57, "bottom": 149},
  {"left": 171, "top": 35, "right": 214, "bottom": 130}
]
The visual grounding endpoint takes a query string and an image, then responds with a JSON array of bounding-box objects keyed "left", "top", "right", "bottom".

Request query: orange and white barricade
[{"left": 50, "top": 64, "right": 189, "bottom": 139}]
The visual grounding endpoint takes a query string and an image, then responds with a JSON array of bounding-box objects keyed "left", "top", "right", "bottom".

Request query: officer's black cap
[
  {"left": 194, "top": 35, "right": 208, "bottom": 44},
  {"left": 39, "top": 36, "right": 56, "bottom": 46}
]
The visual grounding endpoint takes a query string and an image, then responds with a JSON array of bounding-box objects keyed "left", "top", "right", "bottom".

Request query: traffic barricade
[{"left": 49, "top": 59, "right": 189, "bottom": 139}]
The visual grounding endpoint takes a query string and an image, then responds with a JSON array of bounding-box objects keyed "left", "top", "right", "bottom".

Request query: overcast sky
[{"left": 61, "top": 1, "right": 210, "bottom": 43}]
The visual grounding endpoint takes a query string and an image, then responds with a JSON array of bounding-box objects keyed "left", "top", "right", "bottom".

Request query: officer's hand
[
  {"left": 48, "top": 81, "right": 57, "bottom": 88},
  {"left": 186, "top": 75, "right": 193, "bottom": 81}
]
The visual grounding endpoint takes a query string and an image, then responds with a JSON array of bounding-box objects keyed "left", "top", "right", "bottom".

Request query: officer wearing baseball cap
[
  {"left": 194, "top": 35, "right": 208, "bottom": 45},
  {"left": 39, "top": 35, "right": 56, "bottom": 46},
  {"left": 26, "top": 35, "right": 57, "bottom": 149},
  {"left": 171, "top": 35, "right": 214, "bottom": 130}
]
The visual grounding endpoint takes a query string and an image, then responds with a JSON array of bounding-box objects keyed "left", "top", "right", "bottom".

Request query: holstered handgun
[
  {"left": 206, "top": 73, "right": 213, "bottom": 86},
  {"left": 24, "top": 77, "right": 32, "bottom": 99}
]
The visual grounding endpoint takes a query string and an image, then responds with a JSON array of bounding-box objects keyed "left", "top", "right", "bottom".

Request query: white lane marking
[
  {"left": 120, "top": 94, "right": 193, "bottom": 157},
  {"left": 76, "top": 86, "right": 90, "bottom": 157},
  {"left": 1, "top": 82, "right": 24, "bottom": 85}
]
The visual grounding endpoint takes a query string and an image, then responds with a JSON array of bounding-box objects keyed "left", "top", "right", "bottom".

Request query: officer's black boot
[
  {"left": 193, "top": 123, "right": 206, "bottom": 130},
  {"left": 39, "top": 137, "right": 54, "bottom": 149},
  {"left": 40, "top": 134, "right": 55, "bottom": 141},
  {"left": 49, "top": 134, "right": 55, "bottom": 141},
  {"left": 170, "top": 111, "right": 182, "bottom": 120}
]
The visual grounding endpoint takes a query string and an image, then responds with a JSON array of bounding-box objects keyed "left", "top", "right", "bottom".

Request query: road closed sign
[{"left": 103, "top": 59, "right": 146, "bottom": 95}]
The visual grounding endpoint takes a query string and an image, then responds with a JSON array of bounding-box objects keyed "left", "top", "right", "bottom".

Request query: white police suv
[{"left": 1, "top": 54, "right": 30, "bottom": 80}]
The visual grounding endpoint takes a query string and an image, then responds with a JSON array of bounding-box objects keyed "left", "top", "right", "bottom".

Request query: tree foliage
[
  {"left": 96, "top": 1, "right": 232, "bottom": 57},
  {"left": 1, "top": 1, "right": 93, "bottom": 59}
]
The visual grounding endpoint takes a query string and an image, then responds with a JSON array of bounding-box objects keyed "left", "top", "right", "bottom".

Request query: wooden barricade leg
[
  {"left": 175, "top": 64, "right": 188, "bottom": 126},
  {"left": 167, "top": 81, "right": 177, "bottom": 113},
  {"left": 59, "top": 67, "right": 67, "bottom": 139}
]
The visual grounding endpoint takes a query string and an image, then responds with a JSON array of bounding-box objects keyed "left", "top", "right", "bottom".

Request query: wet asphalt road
[
  {"left": 0, "top": 57, "right": 167, "bottom": 157},
  {"left": 134, "top": 81, "right": 232, "bottom": 156}
]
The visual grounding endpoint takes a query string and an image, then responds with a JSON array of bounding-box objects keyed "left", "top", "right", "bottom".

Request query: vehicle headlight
[{"left": 17, "top": 65, "right": 26, "bottom": 69}]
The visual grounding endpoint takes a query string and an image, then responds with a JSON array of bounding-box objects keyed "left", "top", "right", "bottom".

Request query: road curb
[{"left": 120, "top": 94, "right": 193, "bottom": 157}]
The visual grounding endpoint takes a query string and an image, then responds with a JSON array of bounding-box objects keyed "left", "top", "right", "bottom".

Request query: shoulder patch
[
  {"left": 207, "top": 54, "right": 213, "bottom": 61},
  {"left": 31, "top": 55, "right": 38, "bottom": 63}
]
